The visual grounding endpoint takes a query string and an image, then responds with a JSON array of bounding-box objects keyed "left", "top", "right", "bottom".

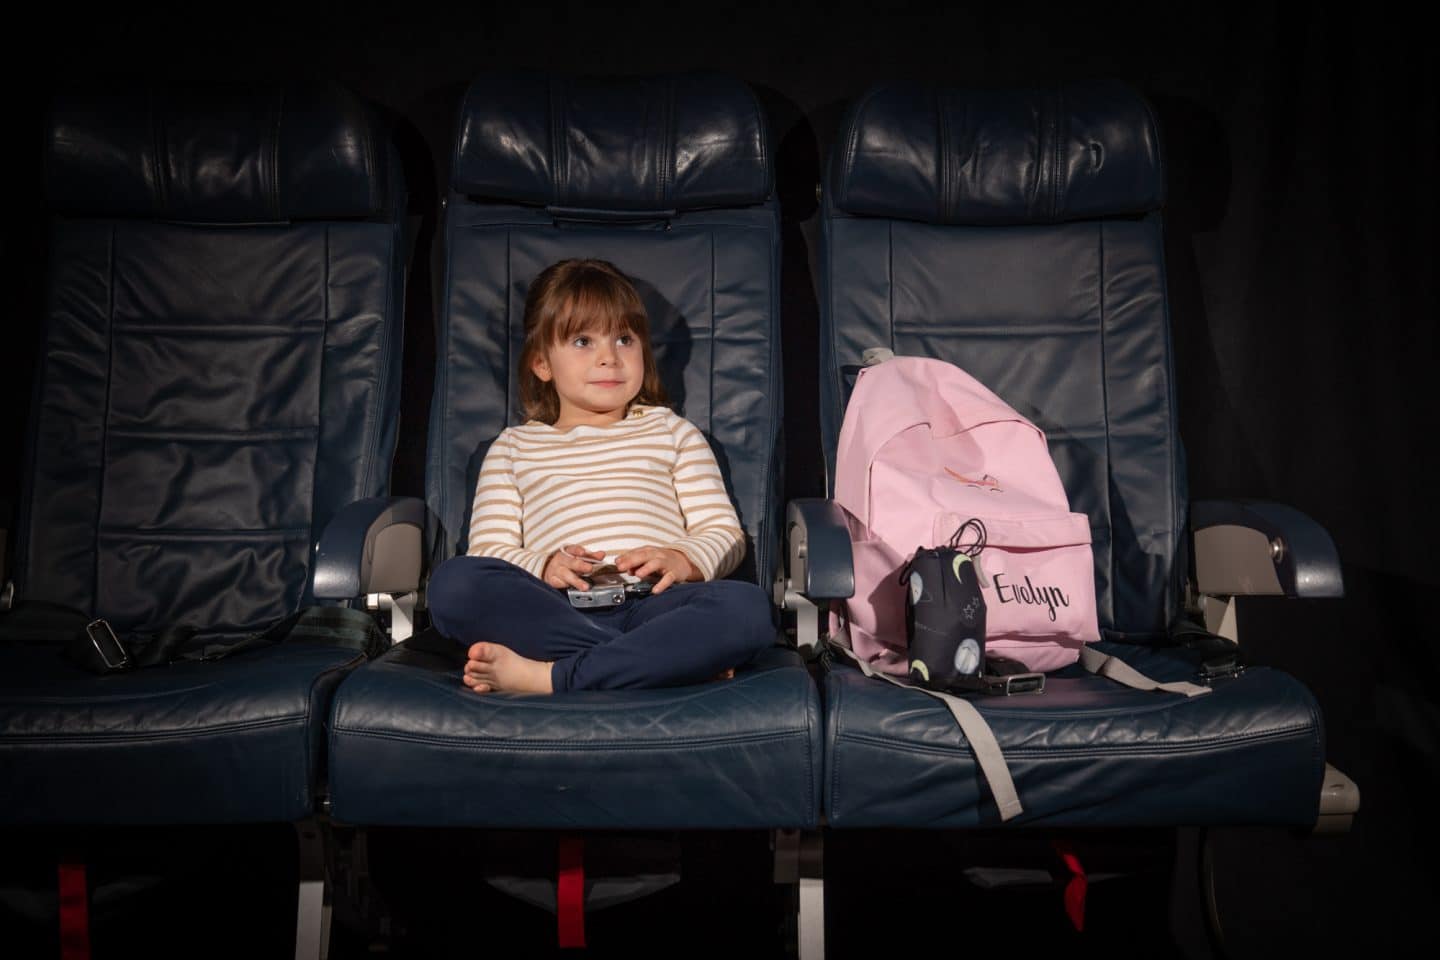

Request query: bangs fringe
[{"left": 551, "top": 278, "right": 647, "bottom": 342}]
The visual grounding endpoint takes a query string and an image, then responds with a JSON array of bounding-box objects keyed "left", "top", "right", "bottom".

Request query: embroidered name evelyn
[{"left": 992, "top": 573, "right": 1070, "bottom": 622}]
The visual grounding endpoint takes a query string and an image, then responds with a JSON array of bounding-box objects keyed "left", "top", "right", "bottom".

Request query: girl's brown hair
[{"left": 519, "top": 259, "right": 669, "bottom": 424}]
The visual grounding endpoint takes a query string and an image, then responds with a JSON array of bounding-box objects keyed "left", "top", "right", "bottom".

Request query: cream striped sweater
[{"left": 466, "top": 405, "right": 745, "bottom": 581}]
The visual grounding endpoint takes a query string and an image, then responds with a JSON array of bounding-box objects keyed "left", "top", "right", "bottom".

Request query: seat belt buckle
[
  {"left": 950, "top": 671, "right": 1046, "bottom": 696},
  {"left": 987, "top": 671, "right": 1045, "bottom": 696},
  {"left": 1197, "top": 655, "right": 1245, "bottom": 684},
  {"left": 85, "top": 619, "right": 131, "bottom": 671}
]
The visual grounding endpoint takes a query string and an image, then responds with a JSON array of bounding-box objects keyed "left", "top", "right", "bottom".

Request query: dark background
[{"left": 1, "top": 1, "right": 1434, "bottom": 953}]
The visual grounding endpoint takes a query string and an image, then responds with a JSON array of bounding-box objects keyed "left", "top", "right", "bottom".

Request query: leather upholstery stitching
[
  {"left": 1052, "top": 86, "right": 1064, "bottom": 220},
  {"left": 936, "top": 87, "right": 949, "bottom": 223},
  {"left": 269, "top": 89, "right": 284, "bottom": 221},
  {"left": 549, "top": 77, "right": 565, "bottom": 205},
  {"left": 749, "top": 82, "right": 768, "bottom": 197},
  {"left": 358, "top": 221, "right": 395, "bottom": 504},
  {"left": 329, "top": 728, "right": 811, "bottom": 749},
  {"left": 840, "top": 86, "right": 881, "bottom": 214},
  {"left": 307, "top": 651, "right": 367, "bottom": 809},
  {"left": 150, "top": 89, "right": 168, "bottom": 218},
  {"left": 94, "top": 226, "right": 116, "bottom": 617},
  {"left": 1097, "top": 221, "right": 1115, "bottom": 629},
  {"left": 837, "top": 725, "right": 1317, "bottom": 759},
  {"left": 1151, "top": 215, "right": 1183, "bottom": 624},
  {"left": 363, "top": 97, "right": 379, "bottom": 215},
  {"left": 6, "top": 715, "right": 309, "bottom": 745},
  {"left": 660, "top": 77, "right": 675, "bottom": 210},
  {"left": 313, "top": 224, "right": 331, "bottom": 561}
]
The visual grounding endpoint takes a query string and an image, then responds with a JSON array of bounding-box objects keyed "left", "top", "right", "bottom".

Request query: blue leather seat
[
  {"left": 807, "top": 81, "right": 1337, "bottom": 828},
  {"left": 326, "top": 73, "right": 822, "bottom": 830},
  {"left": 0, "top": 82, "right": 407, "bottom": 826}
]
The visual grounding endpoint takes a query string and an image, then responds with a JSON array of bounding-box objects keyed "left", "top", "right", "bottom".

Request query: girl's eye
[
  {"left": 617, "top": 334, "right": 635, "bottom": 347},
  {"left": 571, "top": 336, "right": 591, "bottom": 348}
]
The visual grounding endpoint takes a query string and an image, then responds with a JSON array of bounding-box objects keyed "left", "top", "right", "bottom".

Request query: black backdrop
[{"left": 1, "top": 1, "right": 1434, "bottom": 950}]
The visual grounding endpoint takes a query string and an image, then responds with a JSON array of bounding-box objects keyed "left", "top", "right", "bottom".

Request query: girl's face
[{"left": 531, "top": 323, "right": 644, "bottom": 428}]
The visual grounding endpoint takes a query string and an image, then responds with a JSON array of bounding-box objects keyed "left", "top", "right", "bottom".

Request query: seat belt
[
  {"left": 1078, "top": 646, "right": 1212, "bottom": 697},
  {"left": 828, "top": 639, "right": 1025, "bottom": 822},
  {"left": 827, "top": 615, "right": 1220, "bottom": 822},
  {"left": 0, "top": 603, "right": 385, "bottom": 675}
]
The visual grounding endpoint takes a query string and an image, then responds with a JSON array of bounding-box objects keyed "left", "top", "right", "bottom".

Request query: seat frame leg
[
  {"left": 774, "top": 828, "right": 824, "bottom": 960},
  {"left": 294, "top": 818, "right": 332, "bottom": 960}
]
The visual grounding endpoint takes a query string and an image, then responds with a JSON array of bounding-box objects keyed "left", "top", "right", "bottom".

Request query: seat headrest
[
  {"left": 831, "top": 80, "right": 1163, "bottom": 225},
  {"left": 453, "top": 72, "right": 771, "bottom": 213},
  {"left": 46, "top": 81, "right": 390, "bottom": 222}
]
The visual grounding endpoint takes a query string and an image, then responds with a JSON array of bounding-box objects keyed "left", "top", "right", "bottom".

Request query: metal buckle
[
  {"left": 1198, "top": 658, "right": 1246, "bottom": 684},
  {"left": 85, "top": 618, "right": 131, "bottom": 671},
  {"left": 991, "top": 672, "right": 1045, "bottom": 696},
  {"left": 954, "top": 671, "right": 1046, "bottom": 696}
]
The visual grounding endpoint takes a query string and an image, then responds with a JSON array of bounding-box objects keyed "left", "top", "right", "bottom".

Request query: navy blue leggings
[{"left": 426, "top": 556, "right": 775, "bottom": 692}]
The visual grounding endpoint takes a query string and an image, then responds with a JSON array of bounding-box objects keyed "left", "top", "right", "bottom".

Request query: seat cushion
[
  {"left": 0, "top": 641, "right": 363, "bottom": 824},
  {"left": 823, "top": 641, "right": 1324, "bottom": 828},
  {"left": 328, "top": 643, "right": 821, "bottom": 829}
]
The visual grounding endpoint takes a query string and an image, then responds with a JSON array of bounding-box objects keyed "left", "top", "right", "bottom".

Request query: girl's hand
[
  {"left": 614, "top": 546, "right": 699, "bottom": 595},
  {"left": 542, "top": 545, "right": 605, "bottom": 590}
]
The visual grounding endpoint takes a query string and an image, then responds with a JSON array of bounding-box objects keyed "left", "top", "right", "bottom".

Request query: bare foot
[{"left": 464, "top": 642, "right": 554, "bottom": 694}]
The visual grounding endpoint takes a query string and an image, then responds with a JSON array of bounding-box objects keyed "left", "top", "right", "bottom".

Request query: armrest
[
  {"left": 312, "top": 497, "right": 429, "bottom": 600},
  {"left": 1191, "top": 499, "right": 1343, "bottom": 599},
  {"left": 783, "top": 498, "right": 854, "bottom": 601}
]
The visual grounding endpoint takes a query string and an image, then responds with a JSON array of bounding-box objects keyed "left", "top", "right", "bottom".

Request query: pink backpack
[{"left": 832, "top": 355, "right": 1100, "bottom": 676}]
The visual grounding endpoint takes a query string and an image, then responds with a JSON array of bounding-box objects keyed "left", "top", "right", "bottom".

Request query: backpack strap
[{"left": 828, "top": 639, "right": 1024, "bottom": 822}]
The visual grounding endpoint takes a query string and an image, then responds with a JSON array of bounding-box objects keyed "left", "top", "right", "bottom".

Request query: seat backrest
[
  {"left": 15, "top": 81, "right": 406, "bottom": 634},
  {"left": 427, "top": 72, "right": 781, "bottom": 588},
  {"left": 820, "top": 81, "right": 1184, "bottom": 636}
]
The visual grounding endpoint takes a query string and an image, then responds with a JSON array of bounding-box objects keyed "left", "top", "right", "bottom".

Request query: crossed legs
[{"left": 426, "top": 556, "right": 774, "bottom": 693}]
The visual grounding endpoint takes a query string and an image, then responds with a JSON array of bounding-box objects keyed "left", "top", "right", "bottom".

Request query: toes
[{"left": 469, "top": 642, "right": 503, "bottom": 663}]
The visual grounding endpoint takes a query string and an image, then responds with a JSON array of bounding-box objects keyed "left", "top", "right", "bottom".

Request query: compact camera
[{"left": 566, "top": 564, "right": 655, "bottom": 609}]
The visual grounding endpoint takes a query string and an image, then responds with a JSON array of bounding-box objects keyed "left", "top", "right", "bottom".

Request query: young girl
[{"left": 426, "top": 258, "right": 775, "bottom": 694}]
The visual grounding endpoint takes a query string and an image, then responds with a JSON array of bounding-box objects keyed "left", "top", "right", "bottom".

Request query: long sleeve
[
  {"left": 667, "top": 416, "right": 746, "bottom": 581},
  {"left": 466, "top": 432, "right": 550, "bottom": 579}
]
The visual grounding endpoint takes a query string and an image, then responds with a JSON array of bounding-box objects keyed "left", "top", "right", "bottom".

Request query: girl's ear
[{"left": 531, "top": 351, "right": 553, "bottom": 383}]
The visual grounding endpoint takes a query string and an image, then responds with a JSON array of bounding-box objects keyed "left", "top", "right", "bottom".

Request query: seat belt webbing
[
  {"left": 831, "top": 641, "right": 1023, "bottom": 822},
  {"left": 1078, "top": 646, "right": 1212, "bottom": 698}
]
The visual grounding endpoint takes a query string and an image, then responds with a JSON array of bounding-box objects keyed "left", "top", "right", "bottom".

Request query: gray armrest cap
[
  {"left": 313, "top": 497, "right": 429, "bottom": 599},
  {"left": 1192, "top": 499, "right": 1343, "bottom": 598}
]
